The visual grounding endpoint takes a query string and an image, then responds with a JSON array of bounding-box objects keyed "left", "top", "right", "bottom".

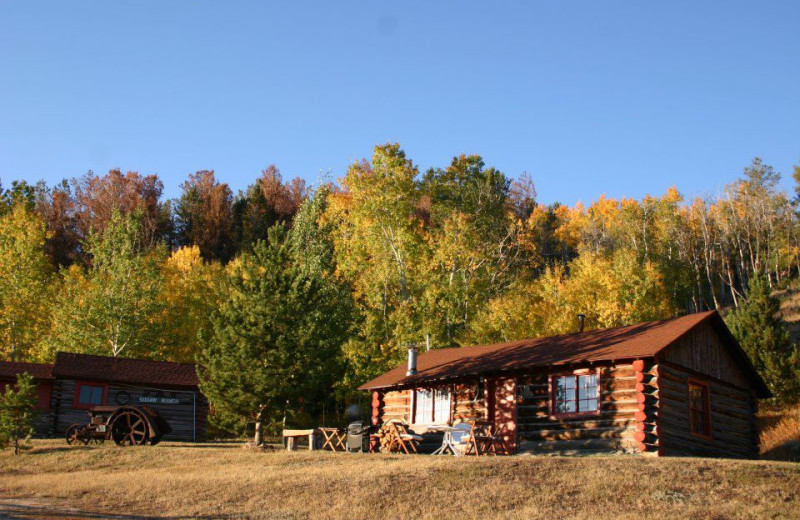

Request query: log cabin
[
  {"left": 359, "top": 310, "right": 771, "bottom": 458},
  {"left": 0, "top": 352, "right": 208, "bottom": 442}
]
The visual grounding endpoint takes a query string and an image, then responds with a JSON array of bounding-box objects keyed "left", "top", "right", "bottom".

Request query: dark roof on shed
[
  {"left": 52, "top": 352, "right": 199, "bottom": 389},
  {"left": 359, "top": 311, "right": 770, "bottom": 397},
  {"left": 0, "top": 361, "right": 53, "bottom": 381}
]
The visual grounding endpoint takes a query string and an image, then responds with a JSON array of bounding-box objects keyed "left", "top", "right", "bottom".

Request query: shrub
[{"left": 0, "top": 372, "right": 39, "bottom": 455}]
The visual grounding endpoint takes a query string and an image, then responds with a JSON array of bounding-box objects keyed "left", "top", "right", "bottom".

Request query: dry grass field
[{"left": 0, "top": 440, "right": 799, "bottom": 520}]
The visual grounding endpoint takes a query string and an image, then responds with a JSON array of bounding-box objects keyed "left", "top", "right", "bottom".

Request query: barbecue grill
[{"left": 346, "top": 421, "right": 370, "bottom": 452}]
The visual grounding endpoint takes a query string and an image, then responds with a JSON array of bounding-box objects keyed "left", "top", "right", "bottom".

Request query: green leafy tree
[
  {"left": 325, "top": 144, "right": 428, "bottom": 386},
  {"left": 0, "top": 180, "right": 38, "bottom": 214},
  {"left": 0, "top": 204, "right": 53, "bottom": 361},
  {"left": 289, "top": 186, "right": 357, "bottom": 399},
  {"left": 0, "top": 373, "right": 39, "bottom": 455},
  {"left": 726, "top": 273, "right": 800, "bottom": 403},
  {"left": 421, "top": 154, "right": 519, "bottom": 346},
  {"left": 47, "top": 210, "right": 167, "bottom": 358},
  {"left": 198, "top": 225, "right": 349, "bottom": 444}
]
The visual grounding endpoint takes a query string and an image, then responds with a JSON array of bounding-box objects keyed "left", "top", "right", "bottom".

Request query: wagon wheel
[
  {"left": 111, "top": 410, "right": 149, "bottom": 446},
  {"left": 65, "top": 424, "right": 84, "bottom": 445}
]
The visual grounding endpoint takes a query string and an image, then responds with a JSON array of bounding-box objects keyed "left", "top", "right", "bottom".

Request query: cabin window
[
  {"left": 74, "top": 382, "right": 107, "bottom": 409},
  {"left": 551, "top": 373, "right": 598, "bottom": 416},
  {"left": 688, "top": 380, "right": 712, "bottom": 438},
  {"left": 412, "top": 388, "right": 451, "bottom": 424}
]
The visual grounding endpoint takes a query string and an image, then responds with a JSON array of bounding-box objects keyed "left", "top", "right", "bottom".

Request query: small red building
[
  {"left": 0, "top": 352, "right": 208, "bottom": 442},
  {"left": 360, "top": 311, "right": 770, "bottom": 457}
]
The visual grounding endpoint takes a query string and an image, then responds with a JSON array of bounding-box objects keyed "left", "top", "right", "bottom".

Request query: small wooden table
[
  {"left": 318, "top": 427, "right": 346, "bottom": 451},
  {"left": 282, "top": 429, "right": 320, "bottom": 451}
]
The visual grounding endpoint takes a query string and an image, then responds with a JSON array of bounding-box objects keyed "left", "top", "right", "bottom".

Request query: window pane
[
  {"left": 433, "top": 389, "right": 450, "bottom": 423},
  {"left": 79, "top": 385, "right": 104, "bottom": 405},
  {"left": 79, "top": 385, "right": 92, "bottom": 404},
  {"left": 415, "top": 389, "right": 433, "bottom": 423},
  {"left": 688, "top": 382, "right": 710, "bottom": 435}
]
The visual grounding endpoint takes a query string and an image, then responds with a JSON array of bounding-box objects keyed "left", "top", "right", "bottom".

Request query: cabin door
[{"left": 489, "top": 377, "right": 517, "bottom": 453}]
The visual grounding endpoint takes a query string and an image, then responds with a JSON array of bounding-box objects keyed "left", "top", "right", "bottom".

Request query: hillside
[
  {"left": 777, "top": 287, "right": 800, "bottom": 344},
  {"left": 1, "top": 441, "right": 799, "bottom": 520}
]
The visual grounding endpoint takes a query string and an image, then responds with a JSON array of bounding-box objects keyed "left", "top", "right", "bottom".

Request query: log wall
[
  {"left": 380, "top": 389, "right": 412, "bottom": 424},
  {"left": 451, "top": 382, "right": 487, "bottom": 423},
  {"left": 655, "top": 320, "right": 759, "bottom": 458},
  {"left": 516, "top": 364, "right": 640, "bottom": 455},
  {"left": 656, "top": 362, "right": 757, "bottom": 458},
  {"left": 660, "top": 323, "right": 750, "bottom": 388},
  {"left": 49, "top": 379, "right": 208, "bottom": 442}
]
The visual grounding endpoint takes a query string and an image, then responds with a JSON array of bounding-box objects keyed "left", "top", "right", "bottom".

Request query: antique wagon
[{"left": 65, "top": 405, "right": 171, "bottom": 446}]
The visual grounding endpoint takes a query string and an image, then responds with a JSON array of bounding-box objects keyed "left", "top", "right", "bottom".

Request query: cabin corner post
[
  {"left": 371, "top": 390, "right": 384, "bottom": 426},
  {"left": 633, "top": 358, "right": 660, "bottom": 454}
]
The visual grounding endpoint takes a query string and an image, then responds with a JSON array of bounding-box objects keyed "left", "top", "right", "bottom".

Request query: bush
[{"left": 0, "top": 372, "right": 39, "bottom": 455}]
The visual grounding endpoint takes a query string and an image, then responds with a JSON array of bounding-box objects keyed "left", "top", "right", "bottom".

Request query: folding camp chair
[
  {"left": 462, "top": 420, "right": 508, "bottom": 456},
  {"left": 385, "top": 419, "right": 423, "bottom": 454}
]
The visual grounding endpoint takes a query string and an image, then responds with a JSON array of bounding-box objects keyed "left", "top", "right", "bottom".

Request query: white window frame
[{"left": 411, "top": 387, "right": 451, "bottom": 425}]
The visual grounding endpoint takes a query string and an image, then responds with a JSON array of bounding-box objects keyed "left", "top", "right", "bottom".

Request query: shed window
[
  {"left": 74, "top": 382, "right": 107, "bottom": 409},
  {"left": 551, "top": 373, "right": 598, "bottom": 415},
  {"left": 688, "top": 380, "right": 711, "bottom": 438},
  {"left": 412, "top": 388, "right": 450, "bottom": 424}
]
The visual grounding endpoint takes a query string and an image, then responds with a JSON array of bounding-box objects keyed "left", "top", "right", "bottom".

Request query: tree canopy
[{"left": 2, "top": 148, "right": 800, "bottom": 433}]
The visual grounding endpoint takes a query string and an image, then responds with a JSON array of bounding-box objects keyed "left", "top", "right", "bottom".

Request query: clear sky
[{"left": 1, "top": 1, "right": 798, "bottom": 205}]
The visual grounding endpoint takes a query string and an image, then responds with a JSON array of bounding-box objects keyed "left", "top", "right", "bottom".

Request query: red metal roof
[
  {"left": 359, "top": 311, "right": 768, "bottom": 396},
  {"left": 51, "top": 352, "right": 199, "bottom": 388},
  {"left": 0, "top": 361, "right": 53, "bottom": 381}
]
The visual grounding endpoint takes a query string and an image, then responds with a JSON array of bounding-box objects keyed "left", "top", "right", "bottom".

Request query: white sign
[{"left": 138, "top": 396, "right": 180, "bottom": 405}]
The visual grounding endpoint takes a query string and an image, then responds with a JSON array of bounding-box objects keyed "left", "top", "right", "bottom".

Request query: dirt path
[{"left": 0, "top": 499, "right": 159, "bottom": 520}]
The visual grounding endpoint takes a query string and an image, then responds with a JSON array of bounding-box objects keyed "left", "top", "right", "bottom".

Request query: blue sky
[{"left": 1, "top": 1, "right": 798, "bottom": 205}]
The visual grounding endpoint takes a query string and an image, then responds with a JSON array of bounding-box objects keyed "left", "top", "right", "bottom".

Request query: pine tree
[
  {"left": 0, "top": 373, "right": 39, "bottom": 455},
  {"left": 726, "top": 273, "right": 800, "bottom": 403},
  {"left": 198, "top": 225, "right": 349, "bottom": 444}
]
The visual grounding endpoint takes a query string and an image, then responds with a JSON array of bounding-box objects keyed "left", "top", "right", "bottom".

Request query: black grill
[{"left": 346, "top": 421, "right": 368, "bottom": 452}]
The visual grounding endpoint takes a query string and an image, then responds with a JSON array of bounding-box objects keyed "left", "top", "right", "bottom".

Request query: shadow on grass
[
  {"left": 761, "top": 440, "right": 800, "bottom": 462},
  {"left": 27, "top": 446, "right": 77, "bottom": 455}
]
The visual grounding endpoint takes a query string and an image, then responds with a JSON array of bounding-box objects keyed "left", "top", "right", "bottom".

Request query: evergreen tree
[
  {"left": 198, "top": 225, "right": 349, "bottom": 444},
  {"left": 0, "top": 373, "right": 39, "bottom": 455},
  {"left": 726, "top": 273, "right": 800, "bottom": 403}
]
